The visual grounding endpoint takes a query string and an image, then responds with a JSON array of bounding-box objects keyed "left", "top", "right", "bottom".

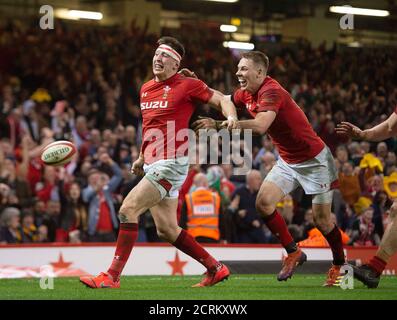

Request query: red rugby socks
[
  {"left": 368, "top": 256, "right": 387, "bottom": 276},
  {"left": 173, "top": 229, "right": 219, "bottom": 272},
  {"left": 264, "top": 210, "right": 297, "bottom": 254},
  {"left": 107, "top": 223, "right": 138, "bottom": 281},
  {"left": 323, "top": 224, "right": 346, "bottom": 266}
]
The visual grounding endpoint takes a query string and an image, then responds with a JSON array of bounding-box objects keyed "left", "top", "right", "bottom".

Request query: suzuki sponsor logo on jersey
[{"left": 140, "top": 101, "right": 169, "bottom": 110}]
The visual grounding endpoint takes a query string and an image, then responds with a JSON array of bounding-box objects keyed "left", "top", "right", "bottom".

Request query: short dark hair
[
  {"left": 157, "top": 36, "right": 185, "bottom": 59},
  {"left": 241, "top": 51, "right": 269, "bottom": 71}
]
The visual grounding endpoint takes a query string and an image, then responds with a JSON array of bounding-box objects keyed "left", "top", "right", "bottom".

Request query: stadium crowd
[{"left": 1, "top": 20, "right": 397, "bottom": 246}]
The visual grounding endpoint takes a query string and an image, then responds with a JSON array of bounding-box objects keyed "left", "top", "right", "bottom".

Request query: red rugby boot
[
  {"left": 192, "top": 264, "right": 230, "bottom": 287},
  {"left": 323, "top": 265, "right": 343, "bottom": 287},
  {"left": 80, "top": 272, "right": 120, "bottom": 289},
  {"left": 277, "top": 248, "right": 307, "bottom": 281}
]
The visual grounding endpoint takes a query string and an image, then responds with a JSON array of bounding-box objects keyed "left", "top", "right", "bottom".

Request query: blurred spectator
[
  {"left": 0, "top": 157, "right": 33, "bottom": 208},
  {"left": 0, "top": 207, "right": 22, "bottom": 244},
  {"left": 253, "top": 136, "right": 278, "bottom": 169},
  {"left": 21, "top": 211, "right": 38, "bottom": 243},
  {"left": 376, "top": 142, "right": 388, "bottom": 161},
  {"left": 384, "top": 152, "right": 397, "bottom": 175},
  {"left": 300, "top": 208, "right": 315, "bottom": 240},
  {"left": 335, "top": 145, "right": 349, "bottom": 167},
  {"left": 33, "top": 200, "right": 46, "bottom": 227},
  {"left": 259, "top": 151, "right": 277, "bottom": 178},
  {"left": 82, "top": 153, "right": 122, "bottom": 242},
  {"left": 0, "top": 182, "right": 19, "bottom": 212},
  {"left": 372, "top": 190, "right": 392, "bottom": 238},
  {"left": 338, "top": 161, "right": 361, "bottom": 206},
  {"left": 350, "top": 206, "right": 381, "bottom": 246},
  {"left": 35, "top": 166, "right": 59, "bottom": 203},
  {"left": 228, "top": 170, "right": 267, "bottom": 243},
  {"left": 347, "top": 142, "right": 363, "bottom": 166},
  {"left": 219, "top": 163, "right": 236, "bottom": 201},
  {"left": 181, "top": 173, "right": 222, "bottom": 243},
  {"left": 319, "top": 118, "right": 342, "bottom": 154},
  {"left": 57, "top": 168, "right": 89, "bottom": 243},
  {"left": 365, "top": 174, "right": 384, "bottom": 199},
  {"left": 37, "top": 225, "right": 49, "bottom": 243},
  {"left": 72, "top": 115, "right": 90, "bottom": 150},
  {"left": 43, "top": 200, "right": 62, "bottom": 242},
  {"left": 20, "top": 100, "right": 46, "bottom": 143},
  {"left": 206, "top": 165, "right": 229, "bottom": 209}
]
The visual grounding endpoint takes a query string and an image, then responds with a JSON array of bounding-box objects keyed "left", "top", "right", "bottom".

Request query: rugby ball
[{"left": 41, "top": 140, "right": 77, "bottom": 166}]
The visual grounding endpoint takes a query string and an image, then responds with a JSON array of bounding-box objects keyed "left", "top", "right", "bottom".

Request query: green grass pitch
[{"left": 0, "top": 274, "right": 396, "bottom": 300}]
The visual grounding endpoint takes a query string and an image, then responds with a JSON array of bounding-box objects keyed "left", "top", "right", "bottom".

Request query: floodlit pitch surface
[{"left": 0, "top": 274, "right": 396, "bottom": 300}]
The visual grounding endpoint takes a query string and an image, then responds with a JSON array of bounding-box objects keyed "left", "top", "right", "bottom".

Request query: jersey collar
[{"left": 154, "top": 72, "right": 179, "bottom": 84}]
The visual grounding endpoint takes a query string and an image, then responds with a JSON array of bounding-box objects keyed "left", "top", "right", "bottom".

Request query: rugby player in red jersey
[
  {"left": 193, "top": 51, "right": 346, "bottom": 286},
  {"left": 80, "top": 37, "right": 238, "bottom": 289},
  {"left": 336, "top": 110, "right": 397, "bottom": 288}
]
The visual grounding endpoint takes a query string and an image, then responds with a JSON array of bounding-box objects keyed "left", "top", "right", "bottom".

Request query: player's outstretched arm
[
  {"left": 180, "top": 69, "right": 238, "bottom": 130},
  {"left": 336, "top": 112, "right": 397, "bottom": 142},
  {"left": 235, "top": 111, "right": 276, "bottom": 135},
  {"left": 192, "top": 116, "right": 222, "bottom": 132},
  {"left": 207, "top": 91, "right": 239, "bottom": 130}
]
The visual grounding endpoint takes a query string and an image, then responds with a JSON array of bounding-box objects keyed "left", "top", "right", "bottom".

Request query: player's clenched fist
[
  {"left": 220, "top": 116, "right": 239, "bottom": 131},
  {"left": 131, "top": 157, "right": 145, "bottom": 176}
]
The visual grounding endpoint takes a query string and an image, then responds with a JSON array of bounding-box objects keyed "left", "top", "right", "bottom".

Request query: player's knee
[
  {"left": 119, "top": 201, "right": 140, "bottom": 221},
  {"left": 256, "top": 196, "right": 276, "bottom": 216}
]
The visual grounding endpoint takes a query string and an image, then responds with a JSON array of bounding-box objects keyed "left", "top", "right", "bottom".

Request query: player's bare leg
[
  {"left": 80, "top": 178, "right": 162, "bottom": 288},
  {"left": 256, "top": 181, "right": 307, "bottom": 281},
  {"left": 312, "top": 200, "right": 346, "bottom": 287},
  {"left": 353, "top": 202, "right": 397, "bottom": 288},
  {"left": 150, "top": 197, "right": 182, "bottom": 243},
  {"left": 150, "top": 198, "right": 229, "bottom": 287}
]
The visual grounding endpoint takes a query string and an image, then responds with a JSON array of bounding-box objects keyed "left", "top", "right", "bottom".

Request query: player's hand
[
  {"left": 178, "top": 68, "right": 197, "bottom": 79},
  {"left": 131, "top": 157, "right": 144, "bottom": 177},
  {"left": 335, "top": 122, "right": 365, "bottom": 139},
  {"left": 192, "top": 116, "right": 217, "bottom": 132},
  {"left": 220, "top": 116, "right": 239, "bottom": 131}
]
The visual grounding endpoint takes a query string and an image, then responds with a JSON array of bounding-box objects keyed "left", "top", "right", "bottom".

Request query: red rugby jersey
[
  {"left": 232, "top": 76, "right": 324, "bottom": 164},
  {"left": 140, "top": 73, "right": 213, "bottom": 164}
]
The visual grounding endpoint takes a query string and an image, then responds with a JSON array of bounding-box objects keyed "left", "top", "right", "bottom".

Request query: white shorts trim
[
  {"left": 143, "top": 157, "right": 189, "bottom": 199},
  {"left": 265, "top": 146, "right": 338, "bottom": 195}
]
